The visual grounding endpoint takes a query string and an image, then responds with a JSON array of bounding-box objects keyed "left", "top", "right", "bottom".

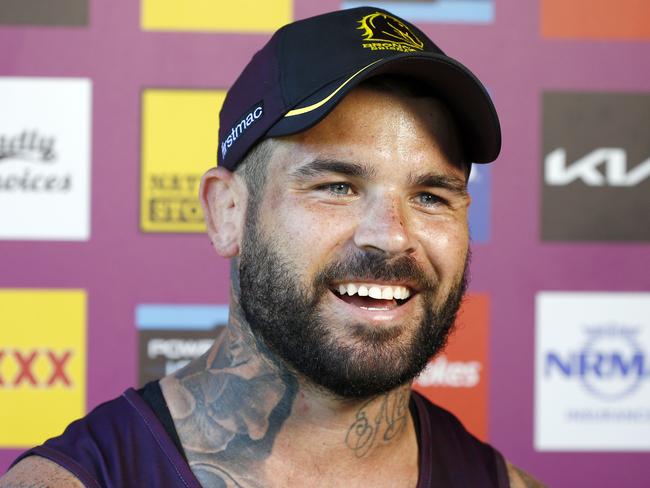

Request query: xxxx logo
[
  {"left": 358, "top": 12, "right": 424, "bottom": 52},
  {"left": 0, "top": 348, "right": 74, "bottom": 388}
]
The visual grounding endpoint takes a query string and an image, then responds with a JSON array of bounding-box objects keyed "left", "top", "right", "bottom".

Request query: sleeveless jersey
[{"left": 11, "top": 384, "right": 509, "bottom": 487}]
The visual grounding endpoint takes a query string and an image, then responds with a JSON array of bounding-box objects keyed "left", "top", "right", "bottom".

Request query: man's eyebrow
[
  {"left": 289, "top": 159, "right": 376, "bottom": 180},
  {"left": 408, "top": 172, "right": 468, "bottom": 196}
]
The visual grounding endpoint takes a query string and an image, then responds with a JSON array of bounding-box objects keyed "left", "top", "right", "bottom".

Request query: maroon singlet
[{"left": 11, "top": 383, "right": 509, "bottom": 487}]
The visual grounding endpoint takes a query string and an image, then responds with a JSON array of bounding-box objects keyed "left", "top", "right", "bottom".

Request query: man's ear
[{"left": 200, "top": 166, "right": 247, "bottom": 258}]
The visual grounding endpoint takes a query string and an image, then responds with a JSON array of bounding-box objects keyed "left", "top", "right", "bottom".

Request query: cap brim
[{"left": 266, "top": 53, "right": 501, "bottom": 164}]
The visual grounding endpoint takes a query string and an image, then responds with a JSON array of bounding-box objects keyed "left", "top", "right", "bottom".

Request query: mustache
[{"left": 314, "top": 250, "right": 436, "bottom": 292}]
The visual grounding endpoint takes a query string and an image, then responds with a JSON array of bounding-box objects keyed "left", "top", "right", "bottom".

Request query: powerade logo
[
  {"left": 136, "top": 304, "right": 228, "bottom": 386},
  {"left": 545, "top": 325, "right": 648, "bottom": 401},
  {"left": 221, "top": 101, "right": 264, "bottom": 160}
]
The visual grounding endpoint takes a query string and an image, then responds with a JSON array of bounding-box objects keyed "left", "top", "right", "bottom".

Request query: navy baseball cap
[{"left": 218, "top": 7, "right": 501, "bottom": 170}]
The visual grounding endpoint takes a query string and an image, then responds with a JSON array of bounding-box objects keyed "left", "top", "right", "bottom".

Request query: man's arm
[
  {"left": 0, "top": 456, "right": 84, "bottom": 488},
  {"left": 507, "top": 461, "right": 547, "bottom": 488}
]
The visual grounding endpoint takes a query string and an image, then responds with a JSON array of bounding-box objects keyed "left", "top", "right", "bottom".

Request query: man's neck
[{"left": 159, "top": 296, "right": 419, "bottom": 488}]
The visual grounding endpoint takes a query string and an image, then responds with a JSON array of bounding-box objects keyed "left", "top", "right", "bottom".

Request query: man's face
[{"left": 238, "top": 87, "right": 470, "bottom": 399}]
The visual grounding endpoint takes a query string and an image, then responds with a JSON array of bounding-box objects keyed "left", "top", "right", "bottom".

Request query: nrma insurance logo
[
  {"left": 535, "top": 292, "right": 650, "bottom": 451},
  {"left": 545, "top": 324, "right": 648, "bottom": 401}
]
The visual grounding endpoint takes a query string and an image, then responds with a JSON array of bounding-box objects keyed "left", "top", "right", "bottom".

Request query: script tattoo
[
  {"left": 345, "top": 386, "right": 409, "bottom": 458},
  {"left": 162, "top": 292, "right": 298, "bottom": 488}
]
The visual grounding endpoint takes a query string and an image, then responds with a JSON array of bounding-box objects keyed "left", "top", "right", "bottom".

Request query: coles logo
[
  {"left": 0, "top": 289, "right": 86, "bottom": 448},
  {"left": 535, "top": 292, "right": 650, "bottom": 451},
  {"left": 414, "top": 293, "right": 489, "bottom": 441},
  {"left": 358, "top": 11, "right": 424, "bottom": 52}
]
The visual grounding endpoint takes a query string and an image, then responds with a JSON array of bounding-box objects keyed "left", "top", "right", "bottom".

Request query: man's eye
[
  {"left": 417, "top": 192, "right": 445, "bottom": 206},
  {"left": 322, "top": 183, "right": 353, "bottom": 195}
]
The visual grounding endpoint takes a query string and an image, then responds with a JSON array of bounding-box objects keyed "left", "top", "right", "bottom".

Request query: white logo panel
[
  {"left": 0, "top": 77, "right": 91, "bottom": 240},
  {"left": 535, "top": 292, "right": 650, "bottom": 451}
]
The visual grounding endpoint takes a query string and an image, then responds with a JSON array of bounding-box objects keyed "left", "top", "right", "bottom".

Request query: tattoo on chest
[{"left": 345, "top": 387, "right": 410, "bottom": 458}]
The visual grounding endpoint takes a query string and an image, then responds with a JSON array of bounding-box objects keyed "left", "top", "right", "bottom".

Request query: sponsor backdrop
[{"left": 0, "top": 0, "right": 648, "bottom": 486}]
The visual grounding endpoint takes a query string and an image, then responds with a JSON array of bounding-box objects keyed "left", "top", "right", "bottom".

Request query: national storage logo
[
  {"left": 542, "top": 92, "right": 650, "bottom": 242},
  {"left": 140, "top": 89, "right": 226, "bottom": 233},
  {"left": 141, "top": 0, "right": 292, "bottom": 32},
  {"left": 136, "top": 304, "right": 228, "bottom": 386},
  {"left": 414, "top": 293, "right": 489, "bottom": 440},
  {"left": 0, "top": 0, "right": 88, "bottom": 26},
  {"left": 535, "top": 292, "right": 650, "bottom": 451},
  {"left": 0, "top": 77, "right": 91, "bottom": 241},
  {"left": 0, "top": 289, "right": 86, "bottom": 448},
  {"left": 341, "top": 1, "right": 494, "bottom": 24},
  {"left": 541, "top": 0, "right": 650, "bottom": 40}
]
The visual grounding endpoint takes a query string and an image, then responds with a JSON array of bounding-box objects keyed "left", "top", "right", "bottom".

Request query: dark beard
[{"left": 238, "top": 218, "right": 468, "bottom": 400}]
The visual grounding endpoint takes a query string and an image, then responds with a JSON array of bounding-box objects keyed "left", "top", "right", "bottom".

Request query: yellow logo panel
[
  {"left": 0, "top": 289, "right": 86, "bottom": 448},
  {"left": 141, "top": 0, "right": 292, "bottom": 33},
  {"left": 141, "top": 89, "right": 226, "bottom": 233}
]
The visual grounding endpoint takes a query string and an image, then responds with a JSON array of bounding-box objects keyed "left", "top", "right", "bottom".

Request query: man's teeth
[{"left": 336, "top": 283, "right": 411, "bottom": 300}]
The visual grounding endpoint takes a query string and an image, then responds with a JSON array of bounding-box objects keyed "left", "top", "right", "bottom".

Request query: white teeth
[
  {"left": 369, "top": 286, "right": 382, "bottom": 299},
  {"left": 335, "top": 283, "right": 411, "bottom": 301}
]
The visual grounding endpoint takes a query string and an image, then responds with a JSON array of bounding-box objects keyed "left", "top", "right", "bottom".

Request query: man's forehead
[{"left": 267, "top": 87, "right": 467, "bottom": 180}]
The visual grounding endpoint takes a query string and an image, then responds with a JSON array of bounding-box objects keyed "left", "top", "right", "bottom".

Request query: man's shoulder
[
  {"left": 506, "top": 461, "right": 547, "bottom": 488},
  {"left": 0, "top": 387, "right": 166, "bottom": 488},
  {"left": 0, "top": 456, "right": 84, "bottom": 488},
  {"left": 412, "top": 392, "right": 546, "bottom": 487}
]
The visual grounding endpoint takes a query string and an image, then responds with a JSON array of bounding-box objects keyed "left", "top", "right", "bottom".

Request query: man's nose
[{"left": 353, "top": 194, "right": 415, "bottom": 255}]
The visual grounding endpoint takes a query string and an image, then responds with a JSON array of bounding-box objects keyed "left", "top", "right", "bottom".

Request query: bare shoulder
[
  {"left": 0, "top": 456, "right": 84, "bottom": 488},
  {"left": 506, "top": 460, "right": 547, "bottom": 488}
]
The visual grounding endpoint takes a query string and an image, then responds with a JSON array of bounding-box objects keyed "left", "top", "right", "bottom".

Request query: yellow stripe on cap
[{"left": 284, "top": 59, "right": 384, "bottom": 117}]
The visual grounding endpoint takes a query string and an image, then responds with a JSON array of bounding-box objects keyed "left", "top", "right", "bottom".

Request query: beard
[{"left": 238, "top": 214, "right": 468, "bottom": 400}]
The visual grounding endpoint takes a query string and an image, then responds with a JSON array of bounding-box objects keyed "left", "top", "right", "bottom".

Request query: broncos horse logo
[{"left": 358, "top": 12, "right": 424, "bottom": 50}]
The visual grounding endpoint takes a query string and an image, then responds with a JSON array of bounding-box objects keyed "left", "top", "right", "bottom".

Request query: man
[{"left": 2, "top": 7, "right": 544, "bottom": 488}]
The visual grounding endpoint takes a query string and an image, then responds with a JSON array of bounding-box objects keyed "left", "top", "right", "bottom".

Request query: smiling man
[{"left": 2, "top": 7, "right": 544, "bottom": 488}]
